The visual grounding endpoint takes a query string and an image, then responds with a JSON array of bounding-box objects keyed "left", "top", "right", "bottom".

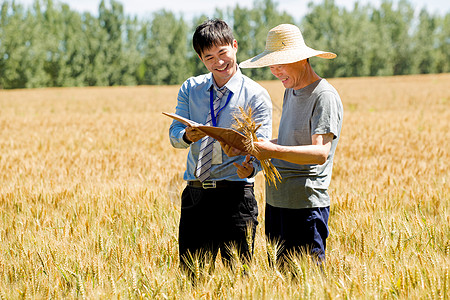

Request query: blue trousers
[{"left": 265, "top": 203, "right": 330, "bottom": 263}]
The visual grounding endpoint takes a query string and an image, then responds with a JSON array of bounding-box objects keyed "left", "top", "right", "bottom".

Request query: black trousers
[{"left": 178, "top": 182, "right": 258, "bottom": 270}]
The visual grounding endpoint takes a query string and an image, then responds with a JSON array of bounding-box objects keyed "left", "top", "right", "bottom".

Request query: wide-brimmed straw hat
[{"left": 240, "top": 24, "right": 336, "bottom": 68}]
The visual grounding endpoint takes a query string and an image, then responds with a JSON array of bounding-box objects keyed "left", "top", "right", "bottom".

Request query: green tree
[
  {"left": 302, "top": 0, "right": 342, "bottom": 77},
  {"left": 124, "top": 15, "right": 144, "bottom": 85},
  {"left": 389, "top": 0, "right": 415, "bottom": 75},
  {"left": 0, "top": 0, "right": 448, "bottom": 89},
  {"left": 0, "top": 1, "right": 25, "bottom": 88},
  {"left": 141, "top": 10, "right": 190, "bottom": 85},
  {"left": 41, "top": 1, "right": 90, "bottom": 87},
  {"left": 0, "top": 1, "right": 49, "bottom": 88},
  {"left": 97, "top": 0, "right": 137, "bottom": 86},
  {"left": 373, "top": 0, "right": 415, "bottom": 75},
  {"left": 434, "top": 13, "right": 450, "bottom": 73},
  {"left": 61, "top": 7, "right": 93, "bottom": 86},
  {"left": 232, "top": 5, "right": 252, "bottom": 66},
  {"left": 412, "top": 9, "right": 438, "bottom": 74},
  {"left": 331, "top": 3, "right": 377, "bottom": 77},
  {"left": 82, "top": 12, "right": 109, "bottom": 86},
  {"left": 368, "top": 3, "right": 395, "bottom": 75}
]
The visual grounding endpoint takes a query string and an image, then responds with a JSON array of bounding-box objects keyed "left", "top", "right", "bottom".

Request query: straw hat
[{"left": 239, "top": 24, "right": 336, "bottom": 68}]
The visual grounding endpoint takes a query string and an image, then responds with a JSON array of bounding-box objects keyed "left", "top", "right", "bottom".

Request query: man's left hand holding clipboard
[{"left": 162, "top": 112, "right": 249, "bottom": 152}]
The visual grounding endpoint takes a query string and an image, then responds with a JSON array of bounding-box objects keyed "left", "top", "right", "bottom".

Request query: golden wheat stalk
[{"left": 233, "top": 106, "right": 282, "bottom": 188}]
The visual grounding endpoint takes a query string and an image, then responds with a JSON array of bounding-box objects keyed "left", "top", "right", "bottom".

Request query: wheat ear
[{"left": 233, "top": 106, "right": 281, "bottom": 188}]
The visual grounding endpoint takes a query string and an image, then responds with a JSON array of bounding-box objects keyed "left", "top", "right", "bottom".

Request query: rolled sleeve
[
  {"left": 252, "top": 89, "right": 272, "bottom": 140},
  {"left": 170, "top": 127, "right": 190, "bottom": 148},
  {"left": 249, "top": 89, "right": 273, "bottom": 176},
  {"left": 169, "top": 82, "right": 191, "bottom": 149}
]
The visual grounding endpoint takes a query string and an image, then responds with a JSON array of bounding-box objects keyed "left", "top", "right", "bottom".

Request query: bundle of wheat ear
[{"left": 233, "top": 106, "right": 282, "bottom": 188}]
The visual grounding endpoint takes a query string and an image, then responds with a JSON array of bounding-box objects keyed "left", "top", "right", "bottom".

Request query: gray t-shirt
[{"left": 266, "top": 79, "right": 343, "bottom": 209}]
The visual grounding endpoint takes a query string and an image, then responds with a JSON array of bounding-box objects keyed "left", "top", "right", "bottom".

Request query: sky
[{"left": 12, "top": 0, "right": 450, "bottom": 21}]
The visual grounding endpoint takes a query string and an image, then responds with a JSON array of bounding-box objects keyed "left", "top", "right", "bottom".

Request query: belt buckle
[{"left": 202, "top": 181, "right": 216, "bottom": 189}]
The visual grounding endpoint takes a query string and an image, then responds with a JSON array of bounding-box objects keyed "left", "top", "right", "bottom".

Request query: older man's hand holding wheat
[
  {"left": 227, "top": 107, "right": 282, "bottom": 187},
  {"left": 251, "top": 138, "right": 279, "bottom": 161}
]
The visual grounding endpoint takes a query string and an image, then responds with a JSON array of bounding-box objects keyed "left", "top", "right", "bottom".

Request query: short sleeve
[{"left": 311, "top": 91, "right": 341, "bottom": 139}]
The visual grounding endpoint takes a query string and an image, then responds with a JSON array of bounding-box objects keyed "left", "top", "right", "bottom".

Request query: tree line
[{"left": 0, "top": 0, "right": 448, "bottom": 89}]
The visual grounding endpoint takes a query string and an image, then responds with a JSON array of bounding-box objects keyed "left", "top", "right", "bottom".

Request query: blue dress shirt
[{"left": 169, "top": 68, "right": 272, "bottom": 182}]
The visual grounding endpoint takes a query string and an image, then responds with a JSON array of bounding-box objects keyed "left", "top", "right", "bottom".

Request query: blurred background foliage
[{"left": 0, "top": 0, "right": 449, "bottom": 88}]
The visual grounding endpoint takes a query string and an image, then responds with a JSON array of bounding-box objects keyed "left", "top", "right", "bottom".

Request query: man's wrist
[
  {"left": 182, "top": 132, "right": 192, "bottom": 144},
  {"left": 247, "top": 166, "right": 256, "bottom": 178}
]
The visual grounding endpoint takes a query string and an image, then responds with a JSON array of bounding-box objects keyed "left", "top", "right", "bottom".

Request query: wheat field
[{"left": 0, "top": 74, "right": 449, "bottom": 299}]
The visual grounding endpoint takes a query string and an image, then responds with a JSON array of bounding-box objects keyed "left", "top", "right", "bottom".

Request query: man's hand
[
  {"left": 184, "top": 126, "right": 206, "bottom": 143},
  {"left": 252, "top": 138, "right": 277, "bottom": 160},
  {"left": 233, "top": 154, "right": 255, "bottom": 179},
  {"left": 219, "top": 141, "right": 247, "bottom": 157}
]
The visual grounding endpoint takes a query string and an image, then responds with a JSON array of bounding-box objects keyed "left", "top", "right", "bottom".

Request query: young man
[
  {"left": 236, "top": 24, "right": 343, "bottom": 265},
  {"left": 169, "top": 19, "right": 272, "bottom": 271}
]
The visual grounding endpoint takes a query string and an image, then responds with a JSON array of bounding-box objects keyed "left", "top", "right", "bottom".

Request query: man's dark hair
[{"left": 193, "top": 19, "right": 234, "bottom": 57}]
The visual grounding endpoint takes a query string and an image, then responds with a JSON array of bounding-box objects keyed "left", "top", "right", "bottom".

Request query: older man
[{"left": 237, "top": 24, "right": 344, "bottom": 265}]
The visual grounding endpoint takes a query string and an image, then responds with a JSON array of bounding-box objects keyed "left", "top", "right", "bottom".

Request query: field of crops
[{"left": 0, "top": 73, "right": 449, "bottom": 298}]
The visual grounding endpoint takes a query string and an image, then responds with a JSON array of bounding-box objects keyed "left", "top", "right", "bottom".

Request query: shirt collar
[{"left": 208, "top": 67, "right": 242, "bottom": 95}]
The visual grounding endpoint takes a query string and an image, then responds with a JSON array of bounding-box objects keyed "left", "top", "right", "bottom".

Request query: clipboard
[{"left": 163, "top": 112, "right": 248, "bottom": 152}]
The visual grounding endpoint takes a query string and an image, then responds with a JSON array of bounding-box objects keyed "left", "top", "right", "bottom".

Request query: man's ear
[{"left": 233, "top": 39, "right": 238, "bottom": 51}]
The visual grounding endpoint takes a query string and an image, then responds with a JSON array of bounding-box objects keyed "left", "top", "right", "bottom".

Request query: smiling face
[
  {"left": 269, "top": 60, "right": 307, "bottom": 90},
  {"left": 199, "top": 40, "right": 238, "bottom": 88}
]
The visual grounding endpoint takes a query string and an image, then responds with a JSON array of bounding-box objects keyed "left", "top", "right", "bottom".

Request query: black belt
[{"left": 188, "top": 180, "right": 254, "bottom": 189}]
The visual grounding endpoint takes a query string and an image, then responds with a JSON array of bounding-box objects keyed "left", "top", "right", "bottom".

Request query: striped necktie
[{"left": 195, "top": 86, "right": 227, "bottom": 182}]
